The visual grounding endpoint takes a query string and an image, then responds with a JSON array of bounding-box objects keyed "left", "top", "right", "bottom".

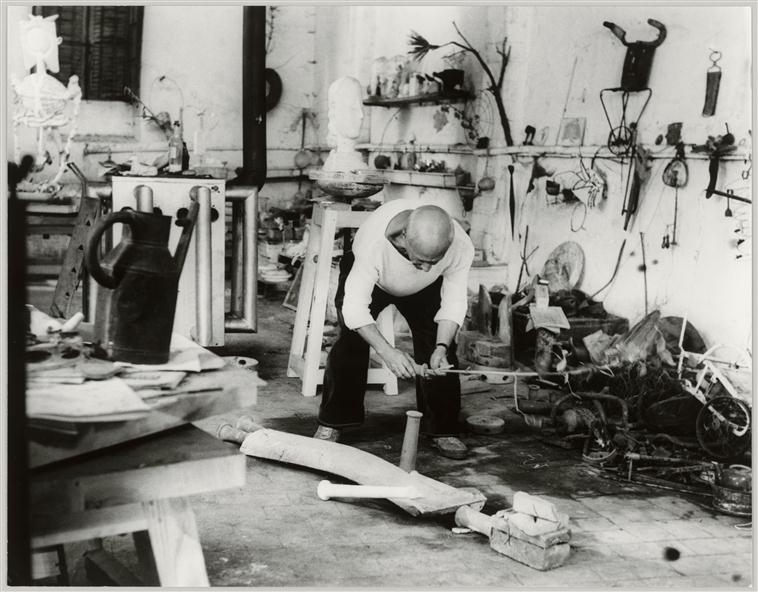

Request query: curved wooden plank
[{"left": 239, "top": 428, "right": 485, "bottom": 516}]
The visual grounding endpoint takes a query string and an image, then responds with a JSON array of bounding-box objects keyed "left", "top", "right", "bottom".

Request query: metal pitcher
[{"left": 85, "top": 200, "right": 198, "bottom": 364}]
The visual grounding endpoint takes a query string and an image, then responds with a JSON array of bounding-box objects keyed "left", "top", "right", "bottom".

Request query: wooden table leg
[
  {"left": 132, "top": 530, "right": 160, "bottom": 586},
  {"left": 142, "top": 498, "right": 210, "bottom": 587}
]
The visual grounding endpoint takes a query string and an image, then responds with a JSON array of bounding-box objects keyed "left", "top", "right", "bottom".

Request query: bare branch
[{"left": 496, "top": 37, "right": 509, "bottom": 89}]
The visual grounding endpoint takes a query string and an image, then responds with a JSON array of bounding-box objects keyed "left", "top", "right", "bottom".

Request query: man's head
[{"left": 403, "top": 205, "right": 454, "bottom": 271}]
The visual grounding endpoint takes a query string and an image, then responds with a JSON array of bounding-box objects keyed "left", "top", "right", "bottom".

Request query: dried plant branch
[
  {"left": 408, "top": 23, "right": 514, "bottom": 146},
  {"left": 496, "top": 37, "right": 510, "bottom": 90}
]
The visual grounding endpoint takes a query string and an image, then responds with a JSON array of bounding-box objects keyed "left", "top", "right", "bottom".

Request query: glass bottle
[{"left": 168, "top": 121, "right": 183, "bottom": 173}]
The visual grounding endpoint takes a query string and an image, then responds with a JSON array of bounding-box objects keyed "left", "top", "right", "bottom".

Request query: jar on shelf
[{"left": 370, "top": 56, "right": 388, "bottom": 97}]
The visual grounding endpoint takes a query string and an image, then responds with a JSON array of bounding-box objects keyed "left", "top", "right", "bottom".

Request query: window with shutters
[{"left": 34, "top": 5, "right": 143, "bottom": 101}]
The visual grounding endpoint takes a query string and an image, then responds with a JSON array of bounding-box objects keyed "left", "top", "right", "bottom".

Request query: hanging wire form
[{"left": 599, "top": 88, "right": 652, "bottom": 156}]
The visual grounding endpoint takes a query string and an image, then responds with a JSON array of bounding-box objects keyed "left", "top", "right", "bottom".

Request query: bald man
[{"left": 314, "top": 198, "right": 475, "bottom": 459}]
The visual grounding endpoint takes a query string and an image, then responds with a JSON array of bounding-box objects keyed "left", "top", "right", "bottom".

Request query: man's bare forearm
[
  {"left": 355, "top": 323, "right": 393, "bottom": 356},
  {"left": 435, "top": 319, "right": 459, "bottom": 348}
]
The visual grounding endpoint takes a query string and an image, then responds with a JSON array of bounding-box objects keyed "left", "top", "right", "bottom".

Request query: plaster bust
[{"left": 322, "top": 76, "right": 367, "bottom": 172}]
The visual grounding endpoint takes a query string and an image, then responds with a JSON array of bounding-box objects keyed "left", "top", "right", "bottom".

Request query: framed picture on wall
[{"left": 557, "top": 117, "right": 586, "bottom": 146}]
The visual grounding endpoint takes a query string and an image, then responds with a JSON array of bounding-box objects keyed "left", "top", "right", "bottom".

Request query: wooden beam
[
  {"left": 31, "top": 503, "right": 148, "bottom": 549},
  {"left": 84, "top": 548, "right": 144, "bottom": 586},
  {"left": 143, "top": 498, "right": 210, "bottom": 586}
]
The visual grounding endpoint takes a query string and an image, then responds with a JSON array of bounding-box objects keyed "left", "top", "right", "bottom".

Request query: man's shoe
[
  {"left": 431, "top": 436, "right": 468, "bottom": 460},
  {"left": 313, "top": 425, "right": 341, "bottom": 442}
]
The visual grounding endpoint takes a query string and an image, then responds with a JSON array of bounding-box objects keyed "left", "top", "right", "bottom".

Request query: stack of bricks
[{"left": 455, "top": 491, "right": 572, "bottom": 571}]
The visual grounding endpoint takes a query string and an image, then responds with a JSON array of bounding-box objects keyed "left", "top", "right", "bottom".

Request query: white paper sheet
[{"left": 27, "top": 377, "right": 151, "bottom": 422}]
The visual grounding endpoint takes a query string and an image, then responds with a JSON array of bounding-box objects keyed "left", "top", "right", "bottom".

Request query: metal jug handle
[{"left": 84, "top": 210, "right": 137, "bottom": 289}]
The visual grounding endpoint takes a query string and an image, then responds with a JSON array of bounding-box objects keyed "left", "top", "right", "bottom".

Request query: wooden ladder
[{"left": 50, "top": 163, "right": 103, "bottom": 320}]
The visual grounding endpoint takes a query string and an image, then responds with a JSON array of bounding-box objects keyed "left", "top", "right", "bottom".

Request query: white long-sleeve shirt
[{"left": 342, "top": 198, "right": 475, "bottom": 330}]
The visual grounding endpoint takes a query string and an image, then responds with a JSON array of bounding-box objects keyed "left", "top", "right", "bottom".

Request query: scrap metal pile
[{"left": 512, "top": 310, "right": 751, "bottom": 516}]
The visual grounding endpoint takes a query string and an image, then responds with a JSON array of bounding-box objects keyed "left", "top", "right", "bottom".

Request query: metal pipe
[
  {"left": 399, "top": 411, "right": 423, "bottom": 472},
  {"left": 243, "top": 187, "right": 257, "bottom": 330},
  {"left": 237, "top": 6, "right": 267, "bottom": 188},
  {"left": 578, "top": 392, "right": 630, "bottom": 428},
  {"left": 193, "top": 185, "right": 213, "bottom": 345},
  {"left": 224, "top": 186, "right": 258, "bottom": 332},
  {"left": 133, "top": 184, "right": 153, "bottom": 212},
  {"left": 230, "top": 200, "right": 245, "bottom": 317}
]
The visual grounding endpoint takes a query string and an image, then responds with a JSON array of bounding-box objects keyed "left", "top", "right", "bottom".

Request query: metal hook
[
  {"left": 742, "top": 151, "right": 752, "bottom": 180},
  {"left": 708, "top": 49, "right": 722, "bottom": 70}
]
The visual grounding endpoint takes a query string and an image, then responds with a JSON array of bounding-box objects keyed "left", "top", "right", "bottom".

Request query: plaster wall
[
  {"left": 7, "top": 5, "right": 317, "bottom": 203},
  {"left": 6, "top": 4, "right": 752, "bottom": 350},
  {"left": 467, "top": 5, "right": 753, "bottom": 349}
]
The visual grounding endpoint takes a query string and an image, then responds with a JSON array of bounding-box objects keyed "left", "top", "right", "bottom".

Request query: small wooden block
[
  {"left": 507, "top": 522, "right": 571, "bottom": 549},
  {"left": 512, "top": 491, "right": 568, "bottom": 524},
  {"left": 458, "top": 331, "right": 512, "bottom": 368},
  {"left": 504, "top": 511, "right": 570, "bottom": 539},
  {"left": 465, "top": 414, "right": 505, "bottom": 435},
  {"left": 490, "top": 531, "right": 571, "bottom": 571}
]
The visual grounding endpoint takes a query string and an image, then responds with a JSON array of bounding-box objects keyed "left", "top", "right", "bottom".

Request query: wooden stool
[{"left": 287, "top": 201, "right": 398, "bottom": 398}]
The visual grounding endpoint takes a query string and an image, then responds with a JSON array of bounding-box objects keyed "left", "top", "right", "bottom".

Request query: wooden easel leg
[
  {"left": 132, "top": 530, "right": 160, "bottom": 586},
  {"left": 301, "top": 207, "right": 340, "bottom": 397},
  {"left": 376, "top": 306, "right": 399, "bottom": 395},
  {"left": 287, "top": 210, "right": 321, "bottom": 378},
  {"left": 142, "top": 498, "right": 210, "bottom": 587}
]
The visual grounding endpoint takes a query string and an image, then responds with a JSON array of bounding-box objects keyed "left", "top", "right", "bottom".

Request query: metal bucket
[{"left": 712, "top": 484, "right": 752, "bottom": 517}]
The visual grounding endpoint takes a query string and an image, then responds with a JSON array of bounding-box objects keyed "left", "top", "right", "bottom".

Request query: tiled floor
[{"left": 60, "top": 291, "right": 753, "bottom": 588}]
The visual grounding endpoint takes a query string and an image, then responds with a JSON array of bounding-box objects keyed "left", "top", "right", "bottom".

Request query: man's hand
[
  {"left": 426, "top": 345, "right": 452, "bottom": 376},
  {"left": 379, "top": 347, "right": 418, "bottom": 379}
]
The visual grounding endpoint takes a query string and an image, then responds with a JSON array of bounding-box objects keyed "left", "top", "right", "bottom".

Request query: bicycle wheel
[{"left": 695, "top": 396, "right": 751, "bottom": 460}]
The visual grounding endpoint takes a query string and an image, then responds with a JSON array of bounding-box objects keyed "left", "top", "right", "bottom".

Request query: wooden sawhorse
[{"left": 287, "top": 201, "right": 398, "bottom": 398}]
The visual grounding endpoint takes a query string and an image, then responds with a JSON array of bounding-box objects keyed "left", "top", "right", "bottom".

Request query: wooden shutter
[{"left": 36, "top": 6, "right": 143, "bottom": 101}]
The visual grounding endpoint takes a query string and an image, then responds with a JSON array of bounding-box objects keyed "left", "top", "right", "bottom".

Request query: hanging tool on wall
[
  {"left": 622, "top": 140, "right": 652, "bottom": 231},
  {"left": 599, "top": 18, "right": 666, "bottom": 156},
  {"left": 662, "top": 141, "right": 688, "bottom": 247},
  {"left": 523, "top": 125, "right": 536, "bottom": 145},
  {"left": 692, "top": 125, "right": 736, "bottom": 198},
  {"left": 526, "top": 155, "right": 550, "bottom": 194},
  {"left": 508, "top": 164, "right": 516, "bottom": 239},
  {"left": 515, "top": 225, "right": 539, "bottom": 294},
  {"left": 588, "top": 239, "right": 626, "bottom": 300},
  {"left": 603, "top": 18, "right": 667, "bottom": 91},
  {"left": 638, "top": 232, "right": 649, "bottom": 316},
  {"left": 702, "top": 50, "right": 722, "bottom": 117}
]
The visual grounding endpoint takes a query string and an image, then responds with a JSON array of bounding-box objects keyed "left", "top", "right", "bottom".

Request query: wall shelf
[
  {"left": 379, "top": 170, "right": 458, "bottom": 188},
  {"left": 363, "top": 90, "right": 473, "bottom": 108}
]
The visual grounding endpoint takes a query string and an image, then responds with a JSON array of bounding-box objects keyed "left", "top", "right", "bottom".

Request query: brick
[
  {"left": 571, "top": 516, "right": 617, "bottom": 532},
  {"left": 682, "top": 536, "right": 753, "bottom": 556},
  {"left": 605, "top": 540, "right": 694, "bottom": 561},
  {"left": 489, "top": 529, "right": 571, "bottom": 570},
  {"left": 658, "top": 519, "right": 720, "bottom": 540},
  {"left": 591, "top": 558, "right": 679, "bottom": 582},
  {"left": 591, "top": 529, "right": 642, "bottom": 545},
  {"left": 616, "top": 521, "right": 677, "bottom": 541}
]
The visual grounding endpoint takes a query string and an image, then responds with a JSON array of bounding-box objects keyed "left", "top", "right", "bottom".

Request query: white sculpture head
[
  {"left": 20, "top": 14, "right": 62, "bottom": 73},
  {"left": 326, "top": 76, "right": 364, "bottom": 148}
]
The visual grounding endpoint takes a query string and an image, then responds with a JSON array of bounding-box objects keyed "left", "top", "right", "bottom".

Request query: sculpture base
[{"left": 309, "top": 169, "right": 386, "bottom": 201}]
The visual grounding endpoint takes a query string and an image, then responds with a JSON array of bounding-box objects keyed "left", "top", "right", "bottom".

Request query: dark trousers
[{"left": 319, "top": 251, "right": 461, "bottom": 436}]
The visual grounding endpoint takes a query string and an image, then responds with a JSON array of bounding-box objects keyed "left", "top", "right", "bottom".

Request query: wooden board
[
  {"left": 239, "top": 428, "right": 486, "bottom": 516},
  {"left": 28, "top": 365, "right": 263, "bottom": 468},
  {"left": 31, "top": 425, "right": 245, "bottom": 512}
]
